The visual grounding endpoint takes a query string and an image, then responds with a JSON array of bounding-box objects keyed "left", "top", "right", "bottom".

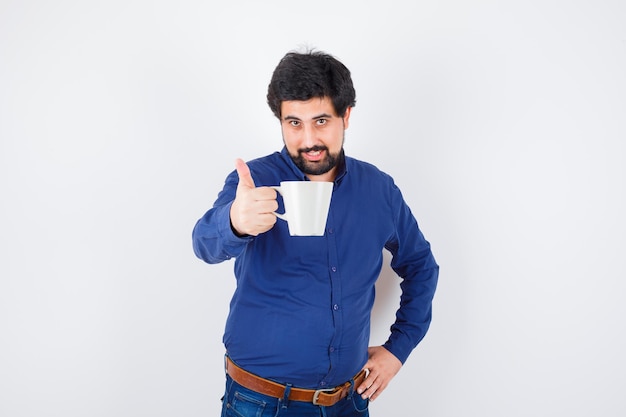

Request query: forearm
[
  {"left": 383, "top": 264, "right": 439, "bottom": 363},
  {"left": 192, "top": 202, "right": 251, "bottom": 264}
]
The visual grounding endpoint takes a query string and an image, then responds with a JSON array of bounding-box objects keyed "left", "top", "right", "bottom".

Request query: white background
[{"left": 1, "top": 1, "right": 625, "bottom": 416}]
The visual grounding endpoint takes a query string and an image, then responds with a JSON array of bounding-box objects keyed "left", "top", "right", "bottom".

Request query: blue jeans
[{"left": 220, "top": 374, "right": 369, "bottom": 417}]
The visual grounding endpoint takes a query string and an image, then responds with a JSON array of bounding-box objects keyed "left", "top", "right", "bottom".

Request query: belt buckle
[{"left": 312, "top": 387, "right": 336, "bottom": 406}]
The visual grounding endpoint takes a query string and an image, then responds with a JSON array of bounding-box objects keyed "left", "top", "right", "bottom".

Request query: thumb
[{"left": 235, "top": 158, "right": 256, "bottom": 190}]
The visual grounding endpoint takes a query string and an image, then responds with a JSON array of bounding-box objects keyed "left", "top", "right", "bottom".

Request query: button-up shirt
[{"left": 192, "top": 148, "right": 438, "bottom": 388}]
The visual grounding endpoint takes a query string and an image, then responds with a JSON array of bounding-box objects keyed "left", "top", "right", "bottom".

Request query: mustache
[{"left": 299, "top": 145, "right": 328, "bottom": 154}]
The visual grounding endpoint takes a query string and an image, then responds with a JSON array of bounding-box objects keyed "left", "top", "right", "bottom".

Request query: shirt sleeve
[
  {"left": 382, "top": 182, "right": 439, "bottom": 364},
  {"left": 192, "top": 171, "right": 253, "bottom": 264}
]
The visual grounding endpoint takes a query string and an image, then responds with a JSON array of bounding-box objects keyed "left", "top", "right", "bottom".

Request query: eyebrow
[{"left": 283, "top": 113, "right": 334, "bottom": 121}]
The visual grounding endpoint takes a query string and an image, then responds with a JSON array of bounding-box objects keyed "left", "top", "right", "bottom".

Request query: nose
[{"left": 302, "top": 124, "right": 317, "bottom": 148}]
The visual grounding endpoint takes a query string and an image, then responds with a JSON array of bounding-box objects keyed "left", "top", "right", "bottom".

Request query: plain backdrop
[{"left": 1, "top": 1, "right": 625, "bottom": 416}]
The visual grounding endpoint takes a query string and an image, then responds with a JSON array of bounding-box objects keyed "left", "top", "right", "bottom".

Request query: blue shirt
[{"left": 192, "top": 148, "right": 438, "bottom": 389}]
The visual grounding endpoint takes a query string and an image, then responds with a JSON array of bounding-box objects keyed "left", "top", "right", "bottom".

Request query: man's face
[{"left": 280, "top": 97, "right": 351, "bottom": 182}]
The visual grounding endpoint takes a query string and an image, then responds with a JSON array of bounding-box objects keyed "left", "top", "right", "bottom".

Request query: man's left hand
[{"left": 357, "top": 346, "right": 402, "bottom": 401}]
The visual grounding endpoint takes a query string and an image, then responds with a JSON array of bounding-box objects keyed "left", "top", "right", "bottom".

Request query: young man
[{"left": 192, "top": 50, "right": 439, "bottom": 417}]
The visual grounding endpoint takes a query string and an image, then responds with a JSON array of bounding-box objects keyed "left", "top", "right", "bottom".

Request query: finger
[
  {"left": 251, "top": 186, "right": 279, "bottom": 201},
  {"left": 254, "top": 198, "right": 279, "bottom": 213},
  {"left": 235, "top": 158, "right": 256, "bottom": 190},
  {"left": 246, "top": 213, "right": 278, "bottom": 236},
  {"left": 360, "top": 376, "right": 384, "bottom": 401},
  {"left": 369, "top": 386, "right": 383, "bottom": 401},
  {"left": 359, "top": 383, "right": 376, "bottom": 400},
  {"left": 357, "top": 371, "right": 374, "bottom": 396}
]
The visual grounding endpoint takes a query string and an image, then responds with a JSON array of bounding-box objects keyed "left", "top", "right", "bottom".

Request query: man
[{"left": 192, "top": 49, "right": 438, "bottom": 417}]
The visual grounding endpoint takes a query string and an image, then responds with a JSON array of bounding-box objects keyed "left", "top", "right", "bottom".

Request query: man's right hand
[{"left": 229, "top": 158, "right": 278, "bottom": 237}]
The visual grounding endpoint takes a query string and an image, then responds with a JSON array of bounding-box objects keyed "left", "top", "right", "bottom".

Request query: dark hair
[{"left": 267, "top": 50, "right": 356, "bottom": 119}]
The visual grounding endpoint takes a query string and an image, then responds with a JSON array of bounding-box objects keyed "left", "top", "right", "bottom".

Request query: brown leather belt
[{"left": 225, "top": 357, "right": 368, "bottom": 407}]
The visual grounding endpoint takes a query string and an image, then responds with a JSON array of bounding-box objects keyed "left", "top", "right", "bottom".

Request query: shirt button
[
  {"left": 331, "top": 266, "right": 337, "bottom": 272},
  {"left": 333, "top": 304, "right": 339, "bottom": 310},
  {"left": 328, "top": 228, "right": 334, "bottom": 234},
  {"left": 320, "top": 381, "right": 327, "bottom": 387},
  {"left": 329, "top": 346, "right": 335, "bottom": 352}
]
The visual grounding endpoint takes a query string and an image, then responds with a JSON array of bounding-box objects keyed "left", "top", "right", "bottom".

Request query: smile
[{"left": 303, "top": 149, "right": 325, "bottom": 162}]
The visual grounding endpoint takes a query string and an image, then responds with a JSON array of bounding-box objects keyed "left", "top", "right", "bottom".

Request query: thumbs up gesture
[{"left": 230, "top": 158, "right": 278, "bottom": 236}]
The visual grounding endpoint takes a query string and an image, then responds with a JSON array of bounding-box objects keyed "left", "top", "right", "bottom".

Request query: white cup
[{"left": 271, "top": 181, "right": 334, "bottom": 236}]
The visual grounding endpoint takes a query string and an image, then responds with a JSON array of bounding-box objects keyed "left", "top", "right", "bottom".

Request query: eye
[
  {"left": 289, "top": 120, "right": 301, "bottom": 127},
  {"left": 316, "top": 118, "right": 328, "bottom": 126}
]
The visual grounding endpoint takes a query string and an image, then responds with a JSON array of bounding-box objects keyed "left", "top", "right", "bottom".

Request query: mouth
[
  {"left": 305, "top": 149, "right": 323, "bottom": 161},
  {"left": 301, "top": 146, "right": 327, "bottom": 162},
  {"left": 291, "top": 145, "right": 339, "bottom": 176}
]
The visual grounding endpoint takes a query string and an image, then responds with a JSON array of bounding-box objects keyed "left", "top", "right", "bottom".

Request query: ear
[{"left": 342, "top": 106, "right": 352, "bottom": 129}]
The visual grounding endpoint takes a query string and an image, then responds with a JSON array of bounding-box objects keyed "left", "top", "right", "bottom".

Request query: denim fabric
[{"left": 220, "top": 375, "right": 369, "bottom": 417}]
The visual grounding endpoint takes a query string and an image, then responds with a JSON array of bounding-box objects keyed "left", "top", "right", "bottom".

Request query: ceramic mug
[{"left": 271, "top": 181, "right": 333, "bottom": 236}]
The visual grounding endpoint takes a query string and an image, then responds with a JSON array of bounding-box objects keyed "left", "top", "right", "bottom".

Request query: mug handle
[{"left": 270, "top": 186, "right": 287, "bottom": 221}]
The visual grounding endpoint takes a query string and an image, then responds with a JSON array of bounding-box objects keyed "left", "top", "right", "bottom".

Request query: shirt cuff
[{"left": 217, "top": 202, "right": 253, "bottom": 256}]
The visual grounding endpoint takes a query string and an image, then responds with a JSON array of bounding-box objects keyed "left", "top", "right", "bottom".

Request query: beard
[{"left": 289, "top": 145, "right": 343, "bottom": 176}]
